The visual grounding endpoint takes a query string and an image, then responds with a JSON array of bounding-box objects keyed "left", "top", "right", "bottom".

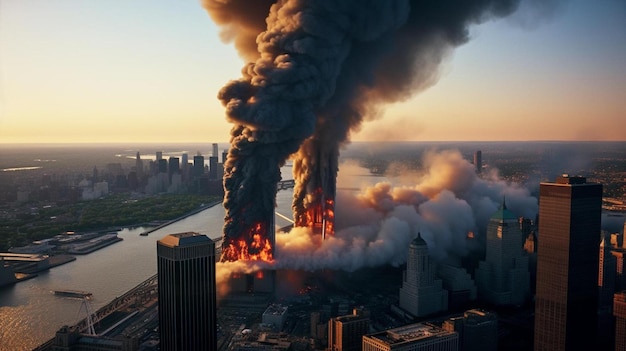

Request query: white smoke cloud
[
  {"left": 216, "top": 149, "right": 538, "bottom": 289},
  {"left": 276, "top": 149, "right": 537, "bottom": 270}
]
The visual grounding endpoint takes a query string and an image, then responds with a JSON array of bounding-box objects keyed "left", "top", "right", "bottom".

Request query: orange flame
[
  {"left": 221, "top": 222, "right": 274, "bottom": 262},
  {"left": 294, "top": 187, "right": 335, "bottom": 238}
]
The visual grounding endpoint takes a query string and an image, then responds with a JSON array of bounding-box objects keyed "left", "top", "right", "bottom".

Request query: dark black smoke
[{"left": 201, "top": 0, "right": 558, "bottom": 261}]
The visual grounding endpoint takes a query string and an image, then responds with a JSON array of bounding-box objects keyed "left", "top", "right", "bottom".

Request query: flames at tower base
[{"left": 293, "top": 139, "right": 338, "bottom": 240}]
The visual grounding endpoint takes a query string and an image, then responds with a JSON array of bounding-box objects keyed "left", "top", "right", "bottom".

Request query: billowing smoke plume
[
  {"left": 201, "top": 0, "right": 552, "bottom": 261},
  {"left": 215, "top": 150, "right": 537, "bottom": 294},
  {"left": 277, "top": 150, "right": 537, "bottom": 270}
]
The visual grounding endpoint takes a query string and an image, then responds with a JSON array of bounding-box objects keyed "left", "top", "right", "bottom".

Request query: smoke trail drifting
[
  {"left": 214, "top": 150, "right": 537, "bottom": 295},
  {"left": 201, "top": 0, "right": 556, "bottom": 260},
  {"left": 274, "top": 150, "right": 538, "bottom": 271}
]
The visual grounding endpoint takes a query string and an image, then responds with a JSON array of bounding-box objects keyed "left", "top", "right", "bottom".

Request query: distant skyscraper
[
  {"left": 475, "top": 201, "right": 529, "bottom": 306},
  {"left": 157, "top": 232, "right": 216, "bottom": 351},
  {"left": 443, "top": 309, "right": 498, "bottom": 351},
  {"left": 156, "top": 151, "right": 162, "bottom": 162},
  {"left": 328, "top": 308, "right": 369, "bottom": 351},
  {"left": 193, "top": 154, "right": 204, "bottom": 178},
  {"left": 363, "top": 323, "right": 458, "bottom": 351},
  {"left": 399, "top": 233, "right": 448, "bottom": 317},
  {"left": 135, "top": 152, "right": 143, "bottom": 179},
  {"left": 212, "top": 143, "right": 218, "bottom": 158},
  {"left": 473, "top": 150, "right": 482, "bottom": 174},
  {"left": 158, "top": 159, "right": 168, "bottom": 174},
  {"left": 208, "top": 156, "right": 218, "bottom": 180},
  {"left": 222, "top": 149, "right": 228, "bottom": 164},
  {"left": 615, "top": 291, "right": 626, "bottom": 351},
  {"left": 181, "top": 153, "right": 189, "bottom": 181},
  {"left": 534, "top": 175, "right": 602, "bottom": 351},
  {"left": 168, "top": 157, "right": 180, "bottom": 183}
]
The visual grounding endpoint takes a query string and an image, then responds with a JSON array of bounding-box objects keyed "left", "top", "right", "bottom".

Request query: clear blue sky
[{"left": 0, "top": 0, "right": 624, "bottom": 143}]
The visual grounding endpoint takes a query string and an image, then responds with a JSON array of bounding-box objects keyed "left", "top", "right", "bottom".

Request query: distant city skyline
[{"left": 1, "top": 0, "right": 625, "bottom": 143}]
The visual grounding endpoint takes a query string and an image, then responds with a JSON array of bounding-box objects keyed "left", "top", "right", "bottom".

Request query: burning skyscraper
[
  {"left": 293, "top": 138, "right": 338, "bottom": 239},
  {"left": 202, "top": 0, "right": 552, "bottom": 263}
]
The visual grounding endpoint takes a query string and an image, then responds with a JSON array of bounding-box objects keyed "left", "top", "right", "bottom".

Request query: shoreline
[{"left": 139, "top": 200, "right": 222, "bottom": 236}]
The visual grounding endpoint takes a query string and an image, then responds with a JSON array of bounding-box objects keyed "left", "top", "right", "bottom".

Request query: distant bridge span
[{"left": 277, "top": 179, "right": 295, "bottom": 191}]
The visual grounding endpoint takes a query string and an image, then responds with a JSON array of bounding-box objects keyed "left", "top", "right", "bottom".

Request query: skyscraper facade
[
  {"left": 399, "top": 233, "right": 448, "bottom": 317},
  {"left": 328, "top": 308, "right": 370, "bottom": 351},
  {"left": 475, "top": 202, "right": 529, "bottom": 306},
  {"left": 157, "top": 232, "right": 216, "bottom": 351},
  {"left": 534, "top": 175, "right": 602, "bottom": 350},
  {"left": 193, "top": 154, "right": 205, "bottom": 178},
  {"left": 615, "top": 291, "right": 626, "bottom": 351},
  {"left": 473, "top": 150, "right": 482, "bottom": 174},
  {"left": 443, "top": 309, "right": 498, "bottom": 351}
]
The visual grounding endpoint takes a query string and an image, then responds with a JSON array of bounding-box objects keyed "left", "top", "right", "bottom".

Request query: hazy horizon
[{"left": 1, "top": 0, "right": 625, "bottom": 143}]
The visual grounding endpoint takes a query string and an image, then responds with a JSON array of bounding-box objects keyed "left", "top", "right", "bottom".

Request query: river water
[{"left": 0, "top": 189, "right": 295, "bottom": 351}]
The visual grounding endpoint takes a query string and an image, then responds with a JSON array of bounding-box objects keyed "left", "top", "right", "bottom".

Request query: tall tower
[
  {"left": 193, "top": 153, "right": 205, "bottom": 179},
  {"left": 473, "top": 150, "right": 482, "bottom": 174},
  {"left": 615, "top": 291, "right": 626, "bottom": 351},
  {"left": 157, "top": 232, "right": 216, "bottom": 351},
  {"left": 399, "top": 233, "right": 448, "bottom": 317},
  {"left": 534, "top": 175, "right": 602, "bottom": 351},
  {"left": 475, "top": 201, "right": 530, "bottom": 306}
]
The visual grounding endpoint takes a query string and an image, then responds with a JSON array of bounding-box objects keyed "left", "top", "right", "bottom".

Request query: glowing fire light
[
  {"left": 221, "top": 222, "right": 274, "bottom": 262},
  {"left": 295, "top": 187, "right": 335, "bottom": 239}
]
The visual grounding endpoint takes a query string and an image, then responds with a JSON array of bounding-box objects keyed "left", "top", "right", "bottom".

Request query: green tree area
[{"left": 0, "top": 193, "right": 220, "bottom": 252}]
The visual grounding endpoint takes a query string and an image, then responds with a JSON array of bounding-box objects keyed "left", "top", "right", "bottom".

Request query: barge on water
[{"left": 54, "top": 289, "right": 92, "bottom": 298}]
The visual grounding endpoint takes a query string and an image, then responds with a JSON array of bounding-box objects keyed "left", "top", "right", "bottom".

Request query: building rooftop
[
  {"left": 410, "top": 233, "right": 427, "bottom": 247},
  {"left": 263, "top": 304, "right": 288, "bottom": 316},
  {"left": 490, "top": 201, "right": 517, "bottom": 222},
  {"left": 158, "top": 232, "right": 211, "bottom": 248},
  {"left": 366, "top": 323, "right": 455, "bottom": 346}
]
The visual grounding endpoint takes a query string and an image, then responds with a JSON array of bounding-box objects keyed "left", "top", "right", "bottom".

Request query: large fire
[
  {"left": 295, "top": 188, "right": 335, "bottom": 239},
  {"left": 221, "top": 222, "right": 274, "bottom": 262}
]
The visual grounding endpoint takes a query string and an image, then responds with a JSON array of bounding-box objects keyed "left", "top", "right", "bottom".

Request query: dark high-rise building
[
  {"left": 534, "top": 175, "right": 602, "bottom": 351},
  {"left": 135, "top": 152, "right": 143, "bottom": 180},
  {"left": 473, "top": 150, "right": 482, "bottom": 174},
  {"left": 615, "top": 291, "right": 626, "bottom": 351},
  {"left": 168, "top": 157, "right": 180, "bottom": 182},
  {"left": 181, "top": 153, "right": 189, "bottom": 181},
  {"left": 475, "top": 202, "right": 530, "bottom": 306},
  {"left": 328, "top": 308, "right": 369, "bottom": 351},
  {"left": 158, "top": 159, "right": 168, "bottom": 174},
  {"left": 443, "top": 309, "right": 498, "bottom": 351},
  {"left": 157, "top": 232, "right": 216, "bottom": 351},
  {"left": 208, "top": 156, "right": 218, "bottom": 180},
  {"left": 193, "top": 154, "right": 204, "bottom": 178}
]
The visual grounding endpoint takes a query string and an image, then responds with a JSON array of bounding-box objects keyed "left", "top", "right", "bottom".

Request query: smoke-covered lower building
[
  {"left": 475, "top": 202, "right": 529, "bottom": 306},
  {"left": 262, "top": 304, "right": 288, "bottom": 331},
  {"left": 442, "top": 309, "right": 498, "bottom": 351},
  {"left": 398, "top": 233, "right": 448, "bottom": 317},
  {"left": 328, "top": 307, "right": 370, "bottom": 351},
  {"left": 362, "top": 323, "right": 458, "bottom": 351},
  {"left": 437, "top": 264, "right": 477, "bottom": 311}
]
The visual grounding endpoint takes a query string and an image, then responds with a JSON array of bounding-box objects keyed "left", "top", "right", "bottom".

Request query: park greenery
[{"left": 0, "top": 193, "right": 220, "bottom": 252}]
